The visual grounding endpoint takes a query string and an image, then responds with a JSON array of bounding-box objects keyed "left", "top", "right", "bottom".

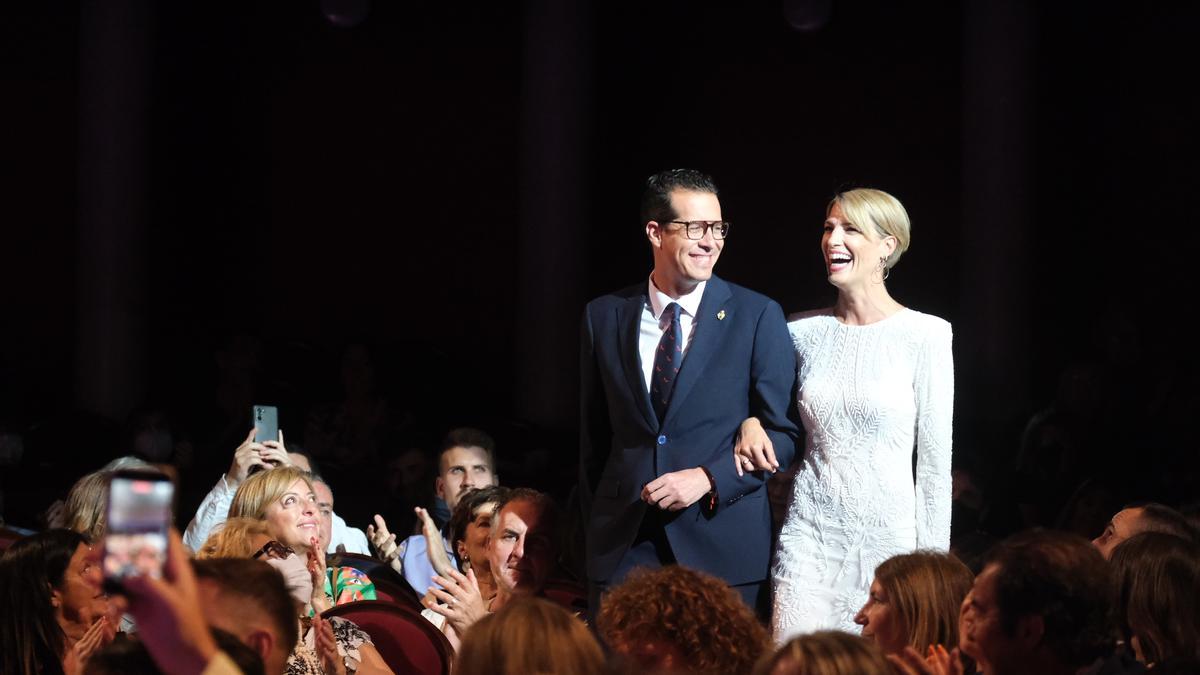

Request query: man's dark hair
[
  {"left": 440, "top": 427, "right": 496, "bottom": 470},
  {"left": 83, "top": 629, "right": 265, "bottom": 675},
  {"left": 1130, "top": 502, "right": 1200, "bottom": 543},
  {"left": 192, "top": 558, "right": 299, "bottom": 658},
  {"left": 493, "top": 487, "right": 561, "bottom": 543},
  {"left": 448, "top": 485, "right": 512, "bottom": 568},
  {"left": 640, "top": 168, "right": 719, "bottom": 225},
  {"left": 985, "top": 529, "right": 1113, "bottom": 668}
]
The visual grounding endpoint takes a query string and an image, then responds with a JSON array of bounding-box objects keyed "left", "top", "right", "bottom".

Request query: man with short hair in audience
[
  {"left": 183, "top": 429, "right": 369, "bottom": 554},
  {"left": 423, "top": 487, "right": 560, "bottom": 647},
  {"left": 368, "top": 427, "right": 498, "bottom": 595},
  {"left": 1091, "top": 501, "right": 1197, "bottom": 559},
  {"left": 959, "top": 529, "right": 1112, "bottom": 675},
  {"left": 193, "top": 558, "right": 299, "bottom": 675}
]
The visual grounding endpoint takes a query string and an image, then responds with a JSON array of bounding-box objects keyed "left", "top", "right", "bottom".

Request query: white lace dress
[{"left": 771, "top": 308, "right": 953, "bottom": 641}]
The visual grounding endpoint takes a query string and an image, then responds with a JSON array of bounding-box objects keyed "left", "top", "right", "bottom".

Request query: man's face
[
  {"left": 648, "top": 189, "right": 724, "bottom": 294},
  {"left": 487, "top": 498, "right": 555, "bottom": 596},
  {"left": 313, "top": 481, "right": 335, "bottom": 550},
  {"left": 1092, "top": 507, "right": 1144, "bottom": 559},
  {"left": 436, "top": 445, "right": 496, "bottom": 510},
  {"left": 959, "top": 564, "right": 1023, "bottom": 675}
]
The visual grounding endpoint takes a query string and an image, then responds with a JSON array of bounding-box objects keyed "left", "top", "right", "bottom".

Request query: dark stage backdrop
[{"left": 3, "top": 0, "right": 1196, "bottom": 530}]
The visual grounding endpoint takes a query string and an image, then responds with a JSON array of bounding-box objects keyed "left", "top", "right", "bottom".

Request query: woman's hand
[
  {"left": 426, "top": 567, "right": 488, "bottom": 636},
  {"left": 416, "top": 506, "right": 453, "bottom": 578},
  {"left": 308, "top": 537, "right": 332, "bottom": 615},
  {"left": 734, "top": 416, "right": 777, "bottom": 476},
  {"left": 313, "top": 616, "right": 348, "bottom": 675},
  {"left": 888, "top": 645, "right": 964, "bottom": 675},
  {"left": 62, "top": 616, "right": 113, "bottom": 675}
]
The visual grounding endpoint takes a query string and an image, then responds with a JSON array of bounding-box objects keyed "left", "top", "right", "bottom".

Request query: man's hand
[
  {"left": 734, "top": 416, "right": 777, "bottom": 476},
  {"left": 641, "top": 468, "right": 712, "bottom": 511},
  {"left": 367, "top": 514, "right": 402, "bottom": 574}
]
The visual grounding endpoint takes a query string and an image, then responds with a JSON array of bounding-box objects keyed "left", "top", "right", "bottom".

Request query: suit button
[{"left": 657, "top": 435, "right": 667, "bottom": 445}]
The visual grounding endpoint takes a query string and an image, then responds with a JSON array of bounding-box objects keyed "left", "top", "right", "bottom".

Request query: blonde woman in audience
[
  {"left": 225, "top": 467, "right": 393, "bottom": 675},
  {"left": 854, "top": 551, "right": 973, "bottom": 658},
  {"left": 454, "top": 597, "right": 605, "bottom": 675},
  {"left": 756, "top": 631, "right": 894, "bottom": 675}
]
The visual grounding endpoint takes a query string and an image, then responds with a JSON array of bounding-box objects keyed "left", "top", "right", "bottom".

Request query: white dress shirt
[{"left": 639, "top": 277, "right": 706, "bottom": 392}]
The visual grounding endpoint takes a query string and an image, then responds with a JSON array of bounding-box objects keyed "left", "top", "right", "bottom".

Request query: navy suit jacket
[{"left": 579, "top": 275, "right": 801, "bottom": 585}]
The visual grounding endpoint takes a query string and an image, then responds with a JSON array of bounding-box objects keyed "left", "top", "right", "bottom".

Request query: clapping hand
[
  {"left": 366, "top": 514, "right": 403, "bottom": 574},
  {"left": 426, "top": 567, "right": 488, "bottom": 636},
  {"left": 888, "top": 645, "right": 965, "bottom": 675}
]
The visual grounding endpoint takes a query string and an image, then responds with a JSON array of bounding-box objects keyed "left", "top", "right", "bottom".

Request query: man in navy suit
[{"left": 580, "top": 168, "right": 801, "bottom": 615}]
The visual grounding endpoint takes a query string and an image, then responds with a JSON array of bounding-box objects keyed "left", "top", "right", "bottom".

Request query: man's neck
[{"left": 650, "top": 270, "right": 700, "bottom": 300}]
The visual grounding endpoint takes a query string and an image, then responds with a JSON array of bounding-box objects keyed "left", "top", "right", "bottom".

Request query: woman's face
[
  {"left": 457, "top": 501, "right": 497, "bottom": 572},
  {"left": 854, "top": 578, "right": 907, "bottom": 654},
  {"left": 54, "top": 543, "right": 108, "bottom": 634},
  {"left": 822, "top": 202, "right": 893, "bottom": 289},
  {"left": 264, "top": 478, "right": 320, "bottom": 550}
]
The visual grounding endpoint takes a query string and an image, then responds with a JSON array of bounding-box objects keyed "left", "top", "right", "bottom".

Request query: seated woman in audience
[
  {"left": 854, "top": 551, "right": 974, "bottom": 658},
  {"left": 223, "top": 467, "right": 392, "bottom": 675},
  {"left": 1110, "top": 532, "right": 1200, "bottom": 670},
  {"left": 757, "top": 631, "right": 894, "bottom": 675},
  {"left": 454, "top": 596, "right": 604, "bottom": 675},
  {"left": 0, "top": 529, "right": 116, "bottom": 675},
  {"left": 598, "top": 565, "right": 771, "bottom": 675},
  {"left": 418, "top": 485, "right": 509, "bottom": 637}
]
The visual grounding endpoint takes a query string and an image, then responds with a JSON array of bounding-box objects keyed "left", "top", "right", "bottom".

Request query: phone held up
[
  {"left": 253, "top": 404, "right": 278, "bottom": 444},
  {"left": 102, "top": 470, "right": 175, "bottom": 593}
]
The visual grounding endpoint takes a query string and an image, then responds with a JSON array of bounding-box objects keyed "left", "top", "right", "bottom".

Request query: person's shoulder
[
  {"left": 786, "top": 307, "right": 833, "bottom": 324},
  {"left": 899, "top": 308, "right": 952, "bottom": 337},
  {"left": 585, "top": 283, "right": 643, "bottom": 312}
]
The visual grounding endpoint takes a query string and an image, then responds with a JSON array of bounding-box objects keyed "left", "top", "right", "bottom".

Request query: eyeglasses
[
  {"left": 252, "top": 540, "right": 295, "bottom": 560},
  {"left": 665, "top": 220, "right": 731, "bottom": 240}
]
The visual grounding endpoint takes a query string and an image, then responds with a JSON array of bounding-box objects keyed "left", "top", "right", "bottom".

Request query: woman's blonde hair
[
  {"left": 875, "top": 551, "right": 974, "bottom": 653},
  {"left": 829, "top": 188, "right": 911, "bottom": 269},
  {"left": 228, "top": 466, "right": 314, "bottom": 521},
  {"left": 757, "top": 631, "right": 893, "bottom": 675},
  {"left": 455, "top": 597, "right": 605, "bottom": 675},
  {"left": 63, "top": 458, "right": 157, "bottom": 539},
  {"left": 196, "top": 517, "right": 273, "bottom": 560}
]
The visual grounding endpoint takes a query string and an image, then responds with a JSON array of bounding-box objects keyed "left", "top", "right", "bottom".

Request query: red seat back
[{"left": 322, "top": 600, "right": 453, "bottom": 675}]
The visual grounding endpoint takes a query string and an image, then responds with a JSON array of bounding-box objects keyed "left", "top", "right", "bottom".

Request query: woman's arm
[{"left": 914, "top": 320, "right": 954, "bottom": 549}]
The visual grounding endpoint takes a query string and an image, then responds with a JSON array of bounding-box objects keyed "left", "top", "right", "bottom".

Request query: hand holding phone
[{"left": 103, "top": 471, "right": 174, "bottom": 592}]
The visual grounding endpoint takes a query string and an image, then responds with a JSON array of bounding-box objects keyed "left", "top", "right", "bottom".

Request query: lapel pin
[{"left": 717, "top": 310, "right": 726, "bottom": 321}]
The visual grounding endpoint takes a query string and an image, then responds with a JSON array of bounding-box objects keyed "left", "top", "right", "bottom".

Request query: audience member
[
  {"left": 418, "top": 485, "right": 510, "bottom": 634},
  {"left": 854, "top": 551, "right": 973, "bottom": 658},
  {"left": 598, "top": 565, "right": 770, "bottom": 675},
  {"left": 191, "top": 558, "right": 299, "bottom": 675},
  {"left": 183, "top": 430, "right": 368, "bottom": 555},
  {"left": 83, "top": 629, "right": 266, "bottom": 675},
  {"left": 1, "top": 529, "right": 115, "bottom": 675},
  {"left": 368, "top": 427, "right": 498, "bottom": 595},
  {"left": 1092, "top": 502, "right": 1197, "bottom": 559},
  {"left": 454, "top": 596, "right": 605, "bottom": 675},
  {"left": 1109, "top": 532, "right": 1200, "bottom": 669},
  {"left": 756, "top": 631, "right": 893, "bottom": 675},
  {"left": 959, "top": 529, "right": 1112, "bottom": 675}
]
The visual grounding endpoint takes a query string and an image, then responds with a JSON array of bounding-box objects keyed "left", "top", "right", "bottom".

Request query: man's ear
[
  {"left": 245, "top": 629, "right": 274, "bottom": 663},
  {"left": 646, "top": 221, "right": 662, "bottom": 247},
  {"left": 434, "top": 477, "right": 445, "bottom": 501}
]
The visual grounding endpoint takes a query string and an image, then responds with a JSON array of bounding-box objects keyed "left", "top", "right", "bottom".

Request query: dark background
[{"left": 2, "top": 1, "right": 1197, "bottom": 540}]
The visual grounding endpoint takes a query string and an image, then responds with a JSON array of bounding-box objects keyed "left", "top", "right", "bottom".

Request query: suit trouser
[{"left": 588, "top": 509, "right": 770, "bottom": 624}]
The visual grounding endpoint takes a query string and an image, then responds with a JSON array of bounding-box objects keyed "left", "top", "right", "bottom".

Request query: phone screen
[{"left": 103, "top": 473, "right": 174, "bottom": 587}]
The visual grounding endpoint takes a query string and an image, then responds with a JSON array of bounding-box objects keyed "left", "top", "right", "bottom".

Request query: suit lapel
[
  {"left": 616, "top": 292, "right": 659, "bottom": 431},
  {"left": 662, "top": 276, "right": 733, "bottom": 429}
]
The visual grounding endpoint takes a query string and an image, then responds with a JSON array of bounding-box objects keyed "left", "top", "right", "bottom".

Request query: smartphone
[
  {"left": 102, "top": 470, "right": 174, "bottom": 592},
  {"left": 252, "top": 404, "right": 279, "bottom": 444}
]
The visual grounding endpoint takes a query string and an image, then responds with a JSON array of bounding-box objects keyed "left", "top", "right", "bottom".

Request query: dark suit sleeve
[
  {"left": 704, "top": 299, "right": 801, "bottom": 506},
  {"left": 578, "top": 305, "right": 611, "bottom": 519}
]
